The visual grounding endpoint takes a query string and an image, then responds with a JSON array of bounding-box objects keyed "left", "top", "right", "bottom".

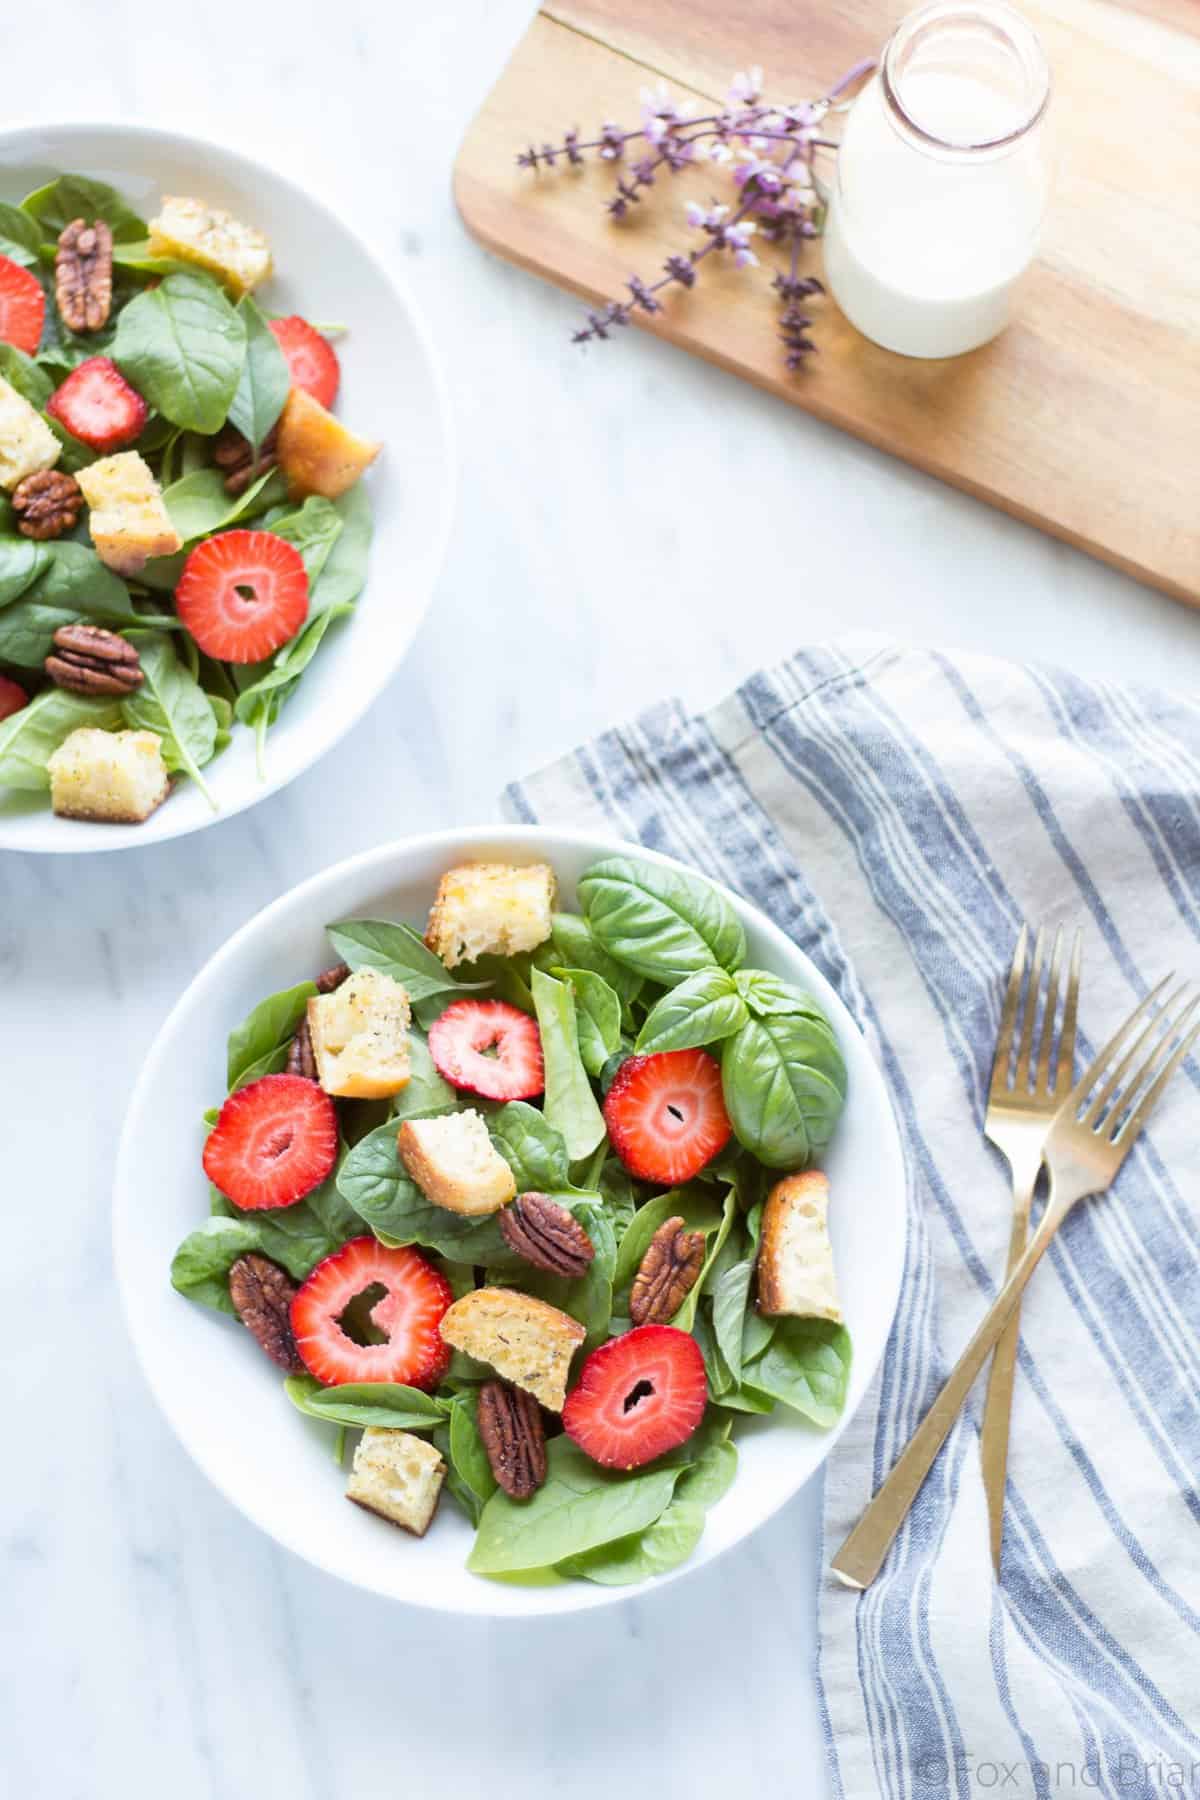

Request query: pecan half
[
  {"left": 44, "top": 625, "right": 143, "bottom": 696},
  {"left": 499, "top": 1193, "right": 595, "bottom": 1277},
  {"left": 316, "top": 962, "right": 351, "bottom": 993},
  {"left": 11, "top": 469, "right": 83, "bottom": 541},
  {"left": 228, "top": 1253, "right": 304, "bottom": 1372},
  {"left": 287, "top": 1016, "right": 318, "bottom": 1079},
  {"left": 629, "top": 1215, "right": 706, "bottom": 1326},
  {"left": 212, "top": 422, "right": 278, "bottom": 495},
  {"left": 477, "top": 1380, "right": 547, "bottom": 1499},
  {"left": 55, "top": 218, "right": 114, "bottom": 333}
]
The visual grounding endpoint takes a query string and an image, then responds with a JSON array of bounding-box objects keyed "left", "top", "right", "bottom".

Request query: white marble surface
[{"left": 3, "top": 3, "right": 1198, "bottom": 1796}]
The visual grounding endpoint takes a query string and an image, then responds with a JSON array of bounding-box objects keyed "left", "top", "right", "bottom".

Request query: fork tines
[
  {"left": 1071, "top": 974, "right": 1200, "bottom": 1145},
  {"left": 992, "top": 923, "right": 1082, "bottom": 1100}
]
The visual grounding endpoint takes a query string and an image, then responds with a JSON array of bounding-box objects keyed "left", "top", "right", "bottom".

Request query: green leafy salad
[
  {"left": 0, "top": 171, "right": 379, "bottom": 823},
  {"left": 170, "top": 853, "right": 852, "bottom": 1587}
]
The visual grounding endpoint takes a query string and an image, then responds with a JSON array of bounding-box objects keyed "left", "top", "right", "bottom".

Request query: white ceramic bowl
[
  {"left": 114, "top": 827, "right": 907, "bottom": 1615},
  {"left": 0, "top": 122, "right": 454, "bottom": 854}
]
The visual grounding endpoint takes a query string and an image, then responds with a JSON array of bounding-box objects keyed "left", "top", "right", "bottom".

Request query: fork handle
[
  {"left": 980, "top": 1170, "right": 1038, "bottom": 1572},
  {"left": 830, "top": 1193, "right": 1070, "bottom": 1590}
]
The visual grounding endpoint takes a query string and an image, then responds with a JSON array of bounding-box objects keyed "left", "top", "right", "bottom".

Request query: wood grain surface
[{"left": 455, "top": 1, "right": 1200, "bottom": 606}]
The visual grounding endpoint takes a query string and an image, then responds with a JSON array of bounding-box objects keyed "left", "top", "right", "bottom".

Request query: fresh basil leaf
[
  {"left": 0, "top": 200, "right": 45, "bottom": 266},
  {"left": 227, "top": 294, "right": 290, "bottom": 455},
  {"left": 538, "top": 911, "right": 643, "bottom": 1005},
  {"left": 170, "top": 1216, "right": 260, "bottom": 1313},
  {"left": 120, "top": 630, "right": 219, "bottom": 805},
  {"left": 530, "top": 966, "right": 605, "bottom": 1163},
  {"left": 743, "top": 1317, "right": 852, "bottom": 1426},
  {"left": 390, "top": 1035, "right": 459, "bottom": 1122},
  {"left": 486, "top": 1100, "right": 570, "bottom": 1191},
  {"left": 326, "top": 918, "right": 489, "bottom": 1004},
  {"left": 578, "top": 855, "right": 748, "bottom": 985},
  {"left": 113, "top": 272, "right": 245, "bottom": 432},
  {"left": 552, "top": 967, "right": 621, "bottom": 1077},
  {"left": 635, "top": 965, "right": 748, "bottom": 1055},
  {"left": 337, "top": 1118, "right": 514, "bottom": 1264},
  {"left": 225, "top": 980, "right": 317, "bottom": 1090},
  {"left": 454, "top": 951, "right": 536, "bottom": 1016},
  {"left": 721, "top": 1013, "right": 847, "bottom": 1168},
  {"left": 712, "top": 1258, "right": 755, "bottom": 1385},
  {"left": 0, "top": 342, "right": 52, "bottom": 407},
  {"left": 21, "top": 173, "right": 147, "bottom": 243},
  {"left": 734, "top": 968, "right": 828, "bottom": 1021},
  {"left": 283, "top": 1375, "right": 449, "bottom": 1431},
  {"left": 0, "top": 687, "right": 122, "bottom": 789},
  {"left": 468, "top": 1436, "right": 684, "bottom": 1575}
]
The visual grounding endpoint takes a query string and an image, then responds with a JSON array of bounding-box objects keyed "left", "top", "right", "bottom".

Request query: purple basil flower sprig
[{"left": 517, "top": 60, "right": 875, "bottom": 369}]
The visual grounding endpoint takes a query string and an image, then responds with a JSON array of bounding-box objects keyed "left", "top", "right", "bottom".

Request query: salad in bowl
[
  {"left": 0, "top": 166, "right": 380, "bottom": 827},
  {"left": 167, "top": 848, "right": 862, "bottom": 1590}
]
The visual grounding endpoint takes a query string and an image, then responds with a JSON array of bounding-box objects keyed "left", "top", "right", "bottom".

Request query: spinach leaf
[
  {"left": 448, "top": 1389, "right": 498, "bottom": 1509},
  {"left": 160, "top": 465, "right": 283, "bottom": 544},
  {"left": 743, "top": 1318, "right": 852, "bottom": 1426},
  {"left": 455, "top": 951, "right": 536, "bottom": 1016},
  {"left": 326, "top": 918, "right": 488, "bottom": 1004},
  {"left": 21, "top": 173, "right": 147, "bottom": 243},
  {"left": 675, "top": 1426, "right": 738, "bottom": 1507},
  {"left": 712, "top": 1257, "right": 756, "bottom": 1384},
  {"left": 578, "top": 855, "right": 747, "bottom": 985},
  {"left": 734, "top": 968, "right": 828, "bottom": 1021},
  {"left": 283, "top": 1376, "right": 448, "bottom": 1431},
  {"left": 596, "top": 1156, "right": 639, "bottom": 1238},
  {"left": 270, "top": 495, "right": 343, "bottom": 588},
  {"left": 0, "top": 531, "right": 48, "bottom": 606},
  {"left": 563, "top": 1501, "right": 706, "bottom": 1586},
  {"left": 232, "top": 606, "right": 348, "bottom": 739},
  {"left": 721, "top": 1013, "right": 847, "bottom": 1168},
  {"left": 337, "top": 1118, "right": 513, "bottom": 1265},
  {"left": 0, "top": 537, "right": 137, "bottom": 665},
  {"left": 0, "top": 342, "right": 52, "bottom": 406},
  {"left": 113, "top": 273, "right": 246, "bottom": 433},
  {"left": 530, "top": 966, "right": 606, "bottom": 1163},
  {"left": 390, "top": 1035, "right": 459, "bottom": 1122},
  {"left": 304, "top": 482, "right": 371, "bottom": 614},
  {"left": 32, "top": 538, "right": 134, "bottom": 615},
  {"left": 0, "top": 200, "right": 45, "bottom": 267},
  {"left": 120, "top": 631, "right": 219, "bottom": 806},
  {"left": 467, "top": 1436, "right": 684, "bottom": 1576},
  {"left": 170, "top": 1216, "right": 260, "bottom": 1313},
  {"left": 0, "top": 688, "right": 122, "bottom": 789},
  {"left": 540, "top": 911, "right": 643, "bottom": 1005},
  {"left": 491, "top": 1198, "right": 617, "bottom": 1349},
  {"left": 225, "top": 980, "right": 317, "bottom": 1090},
  {"left": 552, "top": 967, "right": 621, "bottom": 1077},
  {"left": 635, "top": 966, "right": 748, "bottom": 1055},
  {"left": 612, "top": 1185, "right": 726, "bottom": 1303},
  {"left": 225, "top": 1164, "right": 361, "bottom": 1281},
  {"left": 486, "top": 1100, "right": 570, "bottom": 1191},
  {"left": 227, "top": 294, "right": 290, "bottom": 455},
  {"left": 672, "top": 1184, "right": 738, "bottom": 1330}
]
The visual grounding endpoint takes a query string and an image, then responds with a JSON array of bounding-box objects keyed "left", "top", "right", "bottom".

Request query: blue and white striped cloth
[{"left": 505, "top": 637, "right": 1200, "bottom": 1800}]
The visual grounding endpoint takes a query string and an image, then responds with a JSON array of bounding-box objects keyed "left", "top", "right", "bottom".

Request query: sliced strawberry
[
  {"left": 427, "top": 998, "right": 544, "bottom": 1101},
  {"left": 291, "top": 1237, "right": 453, "bottom": 1389},
  {"left": 46, "top": 357, "right": 147, "bottom": 451},
  {"left": 0, "top": 254, "right": 45, "bottom": 355},
  {"left": 563, "top": 1324, "right": 707, "bottom": 1469},
  {"left": 0, "top": 675, "right": 28, "bottom": 723},
  {"left": 269, "top": 316, "right": 340, "bottom": 410},
  {"left": 203, "top": 1072, "right": 338, "bottom": 1211},
  {"left": 175, "top": 529, "right": 309, "bottom": 663},
  {"left": 603, "top": 1048, "right": 732, "bottom": 1184}
]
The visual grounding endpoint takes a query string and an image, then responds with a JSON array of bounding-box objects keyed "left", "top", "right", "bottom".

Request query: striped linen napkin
[{"left": 504, "top": 636, "right": 1200, "bottom": 1800}]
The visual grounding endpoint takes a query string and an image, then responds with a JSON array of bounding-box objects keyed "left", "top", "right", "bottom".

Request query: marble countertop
[{"left": 3, "top": 3, "right": 1197, "bottom": 1796}]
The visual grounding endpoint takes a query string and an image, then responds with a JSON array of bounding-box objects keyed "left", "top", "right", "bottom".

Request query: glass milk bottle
[{"left": 823, "top": 0, "right": 1051, "bottom": 358}]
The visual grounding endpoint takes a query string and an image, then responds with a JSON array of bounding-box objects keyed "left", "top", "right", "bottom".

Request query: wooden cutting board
[{"left": 455, "top": 1, "right": 1200, "bottom": 606}]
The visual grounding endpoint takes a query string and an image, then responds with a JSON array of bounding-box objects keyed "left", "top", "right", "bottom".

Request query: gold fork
[
  {"left": 831, "top": 972, "right": 1200, "bottom": 1590},
  {"left": 981, "top": 924, "right": 1082, "bottom": 1572}
]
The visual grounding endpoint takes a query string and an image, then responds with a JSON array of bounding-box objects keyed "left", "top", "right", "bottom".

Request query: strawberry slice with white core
[
  {"left": 46, "top": 356, "right": 147, "bottom": 452},
  {"left": 174, "top": 529, "right": 309, "bottom": 663},
  {"left": 290, "top": 1237, "right": 453, "bottom": 1389},
  {"left": 203, "top": 1072, "right": 338, "bottom": 1211},
  {"left": 269, "top": 316, "right": 341, "bottom": 410},
  {"left": 427, "top": 998, "right": 544, "bottom": 1101},
  {"left": 0, "top": 254, "right": 45, "bottom": 354},
  {"left": 563, "top": 1324, "right": 708, "bottom": 1469},
  {"left": 602, "top": 1048, "right": 732, "bottom": 1184}
]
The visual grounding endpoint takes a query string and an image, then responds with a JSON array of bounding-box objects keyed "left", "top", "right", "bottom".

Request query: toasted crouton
[
  {"left": 47, "top": 728, "right": 169, "bottom": 824},
  {"left": 346, "top": 1428, "right": 445, "bottom": 1535},
  {"left": 76, "top": 451, "right": 181, "bottom": 575},
  {"left": 397, "top": 1111, "right": 515, "bottom": 1216},
  {"left": 424, "top": 862, "right": 556, "bottom": 970},
  {"left": 439, "top": 1288, "right": 585, "bottom": 1411},
  {"left": 275, "top": 387, "right": 380, "bottom": 500},
  {"left": 756, "top": 1171, "right": 841, "bottom": 1323},
  {"left": 0, "top": 377, "right": 61, "bottom": 492},
  {"left": 307, "top": 968, "right": 411, "bottom": 1099},
  {"left": 147, "top": 196, "right": 272, "bottom": 296}
]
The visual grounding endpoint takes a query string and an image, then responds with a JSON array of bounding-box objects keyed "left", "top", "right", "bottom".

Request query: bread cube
[
  {"left": 438, "top": 1288, "right": 585, "bottom": 1412},
  {"left": 756, "top": 1171, "right": 841, "bottom": 1323},
  {"left": 147, "top": 196, "right": 273, "bottom": 296},
  {"left": 346, "top": 1428, "right": 445, "bottom": 1536},
  {"left": 77, "top": 451, "right": 181, "bottom": 576},
  {"left": 47, "top": 728, "right": 169, "bottom": 824},
  {"left": 307, "top": 968, "right": 411, "bottom": 1099},
  {"left": 425, "top": 862, "right": 556, "bottom": 970},
  {"left": 275, "top": 387, "right": 380, "bottom": 501},
  {"left": 397, "top": 1110, "right": 515, "bottom": 1216},
  {"left": 0, "top": 377, "right": 61, "bottom": 492}
]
